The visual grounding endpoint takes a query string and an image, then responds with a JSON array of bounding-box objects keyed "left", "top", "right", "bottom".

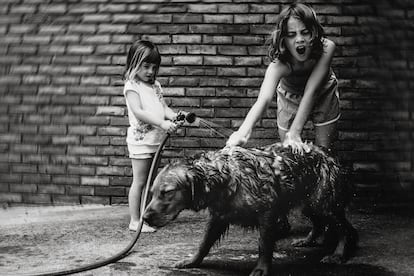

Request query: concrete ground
[{"left": 0, "top": 204, "right": 413, "bottom": 276}]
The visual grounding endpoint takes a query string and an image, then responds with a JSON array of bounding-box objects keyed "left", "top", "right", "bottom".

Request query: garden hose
[{"left": 17, "top": 112, "right": 196, "bottom": 276}]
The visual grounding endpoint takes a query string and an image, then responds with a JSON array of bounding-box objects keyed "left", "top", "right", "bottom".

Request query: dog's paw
[
  {"left": 291, "top": 238, "right": 317, "bottom": 247},
  {"left": 320, "top": 254, "right": 345, "bottom": 264},
  {"left": 174, "top": 259, "right": 200, "bottom": 269},
  {"left": 249, "top": 267, "right": 269, "bottom": 276}
]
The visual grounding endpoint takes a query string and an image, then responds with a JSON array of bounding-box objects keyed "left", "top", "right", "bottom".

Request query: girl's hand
[
  {"left": 283, "top": 132, "right": 310, "bottom": 155},
  {"left": 159, "top": 120, "right": 178, "bottom": 133},
  {"left": 226, "top": 130, "right": 250, "bottom": 148}
]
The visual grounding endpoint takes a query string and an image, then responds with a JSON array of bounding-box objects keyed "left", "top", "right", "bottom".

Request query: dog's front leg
[
  {"left": 250, "top": 213, "right": 278, "bottom": 276},
  {"left": 175, "top": 215, "right": 229, "bottom": 269}
]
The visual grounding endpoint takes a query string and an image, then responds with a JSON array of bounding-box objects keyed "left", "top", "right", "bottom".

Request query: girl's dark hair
[
  {"left": 268, "top": 3, "right": 325, "bottom": 63},
  {"left": 124, "top": 40, "right": 161, "bottom": 81}
]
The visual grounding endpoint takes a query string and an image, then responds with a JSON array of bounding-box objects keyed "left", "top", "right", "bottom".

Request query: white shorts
[{"left": 127, "top": 143, "right": 155, "bottom": 159}]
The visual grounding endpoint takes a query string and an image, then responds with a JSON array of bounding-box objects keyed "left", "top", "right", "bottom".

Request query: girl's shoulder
[
  {"left": 124, "top": 79, "right": 139, "bottom": 93},
  {"left": 125, "top": 79, "right": 156, "bottom": 92},
  {"left": 269, "top": 59, "right": 292, "bottom": 76},
  {"left": 124, "top": 79, "right": 150, "bottom": 96}
]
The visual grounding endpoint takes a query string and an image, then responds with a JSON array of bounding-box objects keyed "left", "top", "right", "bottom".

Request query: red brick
[
  {"left": 234, "top": 14, "right": 264, "bottom": 24},
  {"left": 38, "top": 184, "right": 65, "bottom": 194},
  {"left": 188, "top": 4, "right": 218, "bottom": 13},
  {"left": 39, "top": 125, "right": 67, "bottom": 135},
  {"left": 97, "top": 24, "right": 127, "bottom": 34},
  {"left": 204, "top": 14, "right": 233, "bottom": 23},
  {"left": 96, "top": 166, "right": 125, "bottom": 176},
  {"left": 80, "top": 156, "right": 108, "bottom": 166},
  {"left": 52, "top": 195, "right": 80, "bottom": 204},
  {"left": 66, "top": 185, "right": 94, "bottom": 196},
  {"left": 38, "top": 165, "right": 66, "bottom": 175},
  {"left": 50, "top": 154, "right": 78, "bottom": 165},
  {"left": 83, "top": 136, "right": 110, "bottom": 145},
  {"left": 39, "top": 4, "right": 66, "bottom": 13},
  {"left": 96, "top": 106, "right": 124, "bottom": 116},
  {"left": 10, "top": 184, "right": 37, "bottom": 193},
  {"left": 68, "top": 126, "right": 97, "bottom": 135},
  {"left": 23, "top": 194, "right": 52, "bottom": 204},
  {"left": 97, "top": 127, "right": 126, "bottom": 136},
  {"left": 68, "top": 165, "right": 95, "bottom": 175},
  {"left": 143, "top": 14, "right": 172, "bottom": 23},
  {"left": 68, "top": 146, "right": 96, "bottom": 155},
  {"left": 96, "top": 147, "right": 125, "bottom": 156},
  {"left": 81, "top": 196, "right": 110, "bottom": 205},
  {"left": 172, "top": 35, "right": 202, "bottom": 44},
  {"left": 0, "top": 193, "right": 22, "bottom": 203},
  {"left": 99, "top": 4, "right": 127, "bottom": 13},
  {"left": 84, "top": 14, "right": 112, "bottom": 23},
  {"left": 218, "top": 46, "right": 247, "bottom": 55},
  {"left": 203, "top": 35, "right": 233, "bottom": 44},
  {"left": 81, "top": 176, "right": 109, "bottom": 186},
  {"left": 218, "top": 4, "right": 248, "bottom": 13},
  {"left": 53, "top": 176, "right": 79, "bottom": 185},
  {"left": 204, "top": 56, "right": 232, "bottom": 66}
]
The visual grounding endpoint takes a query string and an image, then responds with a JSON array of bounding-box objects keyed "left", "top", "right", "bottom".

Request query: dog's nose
[{"left": 142, "top": 209, "right": 151, "bottom": 223}]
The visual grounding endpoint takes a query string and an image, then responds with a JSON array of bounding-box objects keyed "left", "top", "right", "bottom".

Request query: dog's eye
[{"left": 160, "top": 189, "right": 175, "bottom": 198}]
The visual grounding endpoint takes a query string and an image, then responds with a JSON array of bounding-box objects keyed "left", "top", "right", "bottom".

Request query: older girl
[{"left": 227, "top": 3, "right": 340, "bottom": 153}]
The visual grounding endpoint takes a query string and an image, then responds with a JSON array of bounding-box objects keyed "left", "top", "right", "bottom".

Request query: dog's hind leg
[
  {"left": 174, "top": 215, "right": 229, "bottom": 269},
  {"left": 292, "top": 206, "right": 324, "bottom": 247},
  {"left": 250, "top": 212, "right": 280, "bottom": 276},
  {"left": 320, "top": 210, "right": 358, "bottom": 264}
]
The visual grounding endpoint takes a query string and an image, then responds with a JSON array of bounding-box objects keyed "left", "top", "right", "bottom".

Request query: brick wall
[{"left": 0, "top": 0, "right": 413, "bottom": 207}]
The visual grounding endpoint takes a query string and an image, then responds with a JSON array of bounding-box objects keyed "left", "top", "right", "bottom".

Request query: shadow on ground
[{"left": 0, "top": 205, "right": 413, "bottom": 276}]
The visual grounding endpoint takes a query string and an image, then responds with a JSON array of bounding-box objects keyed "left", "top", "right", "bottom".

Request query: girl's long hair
[
  {"left": 124, "top": 40, "right": 161, "bottom": 81},
  {"left": 268, "top": 3, "right": 325, "bottom": 63}
]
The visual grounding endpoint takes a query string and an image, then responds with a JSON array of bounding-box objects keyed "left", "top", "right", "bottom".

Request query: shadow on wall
[{"left": 339, "top": 0, "right": 414, "bottom": 207}]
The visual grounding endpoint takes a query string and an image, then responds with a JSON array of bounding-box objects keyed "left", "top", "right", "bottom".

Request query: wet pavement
[{"left": 0, "top": 204, "right": 413, "bottom": 276}]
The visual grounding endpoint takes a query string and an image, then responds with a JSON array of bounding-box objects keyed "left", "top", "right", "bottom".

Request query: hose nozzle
[{"left": 176, "top": 112, "right": 196, "bottom": 124}]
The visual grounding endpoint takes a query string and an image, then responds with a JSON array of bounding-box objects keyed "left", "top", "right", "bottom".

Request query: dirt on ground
[{"left": 0, "top": 204, "right": 413, "bottom": 276}]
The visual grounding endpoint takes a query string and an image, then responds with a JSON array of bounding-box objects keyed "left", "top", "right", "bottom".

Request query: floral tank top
[{"left": 123, "top": 80, "right": 166, "bottom": 153}]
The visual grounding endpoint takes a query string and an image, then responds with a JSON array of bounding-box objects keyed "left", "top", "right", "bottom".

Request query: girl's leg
[
  {"left": 314, "top": 122, "right": 338, "bottom": 149},
  {"left": 279, "top": 122, "right": 337, "bottom": 149},
  {"left": 129, "top": 158, "right": 152, "bottom": 223},
  {"left": 278, "top": 128, "right": 288, "bottom": 143}
]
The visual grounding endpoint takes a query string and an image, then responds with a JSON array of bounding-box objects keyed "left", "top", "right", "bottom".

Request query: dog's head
[{"left": 143, "top": 161, "right": 196, "bottom": 228}]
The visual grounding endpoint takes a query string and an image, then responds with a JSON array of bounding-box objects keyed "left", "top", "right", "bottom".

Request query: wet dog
[{"left": 143, "top": 143, "right": 358, "bottom": 276}]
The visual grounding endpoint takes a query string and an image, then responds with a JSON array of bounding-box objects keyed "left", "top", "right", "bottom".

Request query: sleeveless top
[
  {"left": 123, "top": 79, "right": 166, "bottom": 153},
  {"left": 280, "top": 60, "right": 333, "bottom": 95}
]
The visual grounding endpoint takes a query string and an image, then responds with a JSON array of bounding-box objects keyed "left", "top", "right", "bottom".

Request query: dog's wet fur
[{"left": 144, "top": 143, "right": 358, "bottom": 276}]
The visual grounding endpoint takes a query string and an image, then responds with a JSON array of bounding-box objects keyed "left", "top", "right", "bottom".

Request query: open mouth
[{"left": 296, "top": 46, "right": 306, "bottom": 55}]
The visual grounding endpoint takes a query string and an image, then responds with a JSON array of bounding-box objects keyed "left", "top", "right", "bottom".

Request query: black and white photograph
[{"left": 0, "top": 1, "right": 413, "bottom": 275}]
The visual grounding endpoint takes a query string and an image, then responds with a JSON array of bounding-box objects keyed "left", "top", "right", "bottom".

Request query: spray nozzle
[{"left": 176, "top": 111, "right": 196, "bottom": 124}]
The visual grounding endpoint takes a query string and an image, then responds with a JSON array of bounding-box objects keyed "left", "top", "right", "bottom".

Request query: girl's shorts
[
  {"left": 276, "top": 75, "right": 340, "bottom": 131},
  {"left": 127, "top": 143, "right": 155, "bottom": 159}
]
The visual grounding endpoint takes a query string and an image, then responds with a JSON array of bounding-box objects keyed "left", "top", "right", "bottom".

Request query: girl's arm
[
  {"left": 285, "top": 39, "right": 336, "bottom": 149},
  {"left": 227, "top": 60, "right": 288, "bottom": 146},
  {"left": 164, "top": 105, "right": 178, "bottom": 121},
  {"left": 125, "top": 91, "right": 177, "bottom": 132}
]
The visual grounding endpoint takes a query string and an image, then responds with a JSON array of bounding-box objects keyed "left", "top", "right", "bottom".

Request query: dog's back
[
  {"left": 263, "top": 143, "right": 349, "bottom": 210},
  {"left": 199, "top": 143, "right": 346, "bottom": 214}
]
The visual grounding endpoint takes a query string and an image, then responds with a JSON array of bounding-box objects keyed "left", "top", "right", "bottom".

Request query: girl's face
[
  {"left": 136, "top": 62, "right": 158, "bottom": 84},
  {"left": 284, "top": 16, "right": 312, "bottom": 63}
]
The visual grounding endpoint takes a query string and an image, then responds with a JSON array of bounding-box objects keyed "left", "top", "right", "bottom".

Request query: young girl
[
  {"left": 123, "top": 40, "right": 180, "bottom": 232},
  {"left": 227, "top": 3, "right": 340, "bottom": 154}
]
